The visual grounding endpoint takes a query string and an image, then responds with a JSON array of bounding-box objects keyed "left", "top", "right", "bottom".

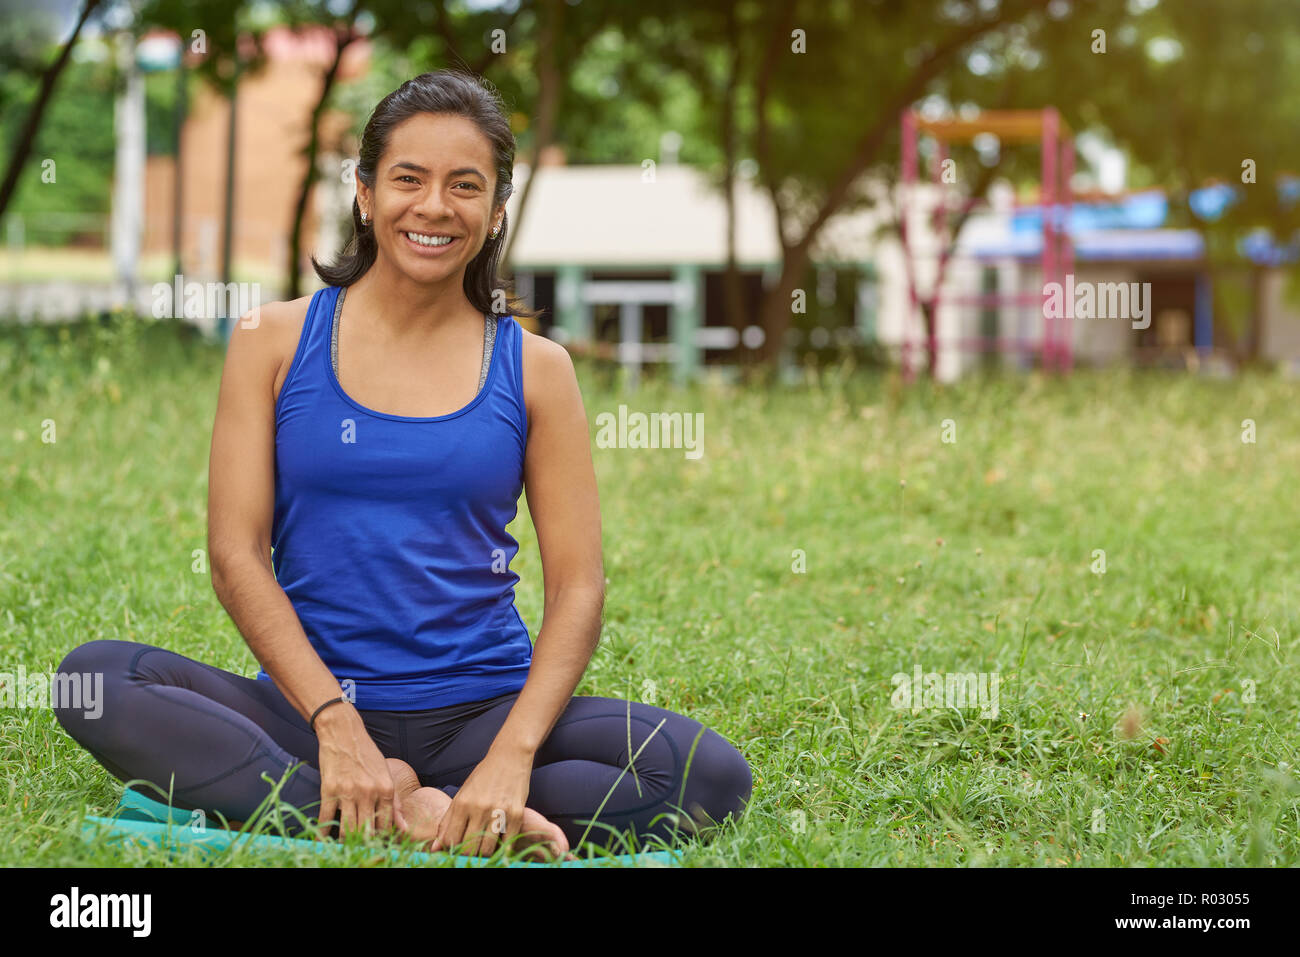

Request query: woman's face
[{"left": 357, "top": 111, "right": 504, "bottom": 286}]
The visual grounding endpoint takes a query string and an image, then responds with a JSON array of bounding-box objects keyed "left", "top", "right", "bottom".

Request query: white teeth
[{"left": 406, "top": 232, "right": 455, "bottom": 247}]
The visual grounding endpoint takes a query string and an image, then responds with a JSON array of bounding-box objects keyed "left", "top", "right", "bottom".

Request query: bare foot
[
  {"left": 386, "top": 758, "right": 449, "bottom": 845},
  {"left": 384, "top": 758, "right": 574, "bottom": 862},
  {"left": 397, "top": 783, "right": 453, "bottom": 844}
]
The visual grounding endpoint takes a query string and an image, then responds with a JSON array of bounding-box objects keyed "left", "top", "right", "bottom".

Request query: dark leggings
[{"left": 52, "top": 639, "right": 753, "bottom": 853}]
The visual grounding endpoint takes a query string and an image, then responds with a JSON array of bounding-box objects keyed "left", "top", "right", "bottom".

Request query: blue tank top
[{"left": 254, "top": 283, "right": 534, "bottom": 710}]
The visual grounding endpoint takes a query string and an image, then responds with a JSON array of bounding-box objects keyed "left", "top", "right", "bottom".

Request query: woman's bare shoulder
[
  {"left": 518, "top": 322, "right": 580, "bottom": 424},
  {"left": 222, "top": 294, "right": 317, "bottom": 401}
]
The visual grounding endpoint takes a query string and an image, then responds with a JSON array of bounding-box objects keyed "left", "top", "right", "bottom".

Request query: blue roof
[
  {"left": 968, "top": 229, "right": 1204, "bottom": 261},
  {"left": 1009, "top": 190, "right": 1170, "bottom": 234},
  {"left": 966, "top": 190, "right": 1199, "bottom": 260},
  {"left": 961, "top": 185, "right": 1300, "bottom": 263}
]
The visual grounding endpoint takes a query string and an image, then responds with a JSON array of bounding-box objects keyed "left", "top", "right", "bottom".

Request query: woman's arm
[
  {"left": 206, "top": 300, "right": 404, "bottom": 838},
  {"left": 493, "top": 332, "right": 605, "bottom": 757}
]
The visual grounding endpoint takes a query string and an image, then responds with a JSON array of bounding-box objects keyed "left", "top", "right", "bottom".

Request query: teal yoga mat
[{"left": 80, "top": 788, "right": 682, "bottom": 867}]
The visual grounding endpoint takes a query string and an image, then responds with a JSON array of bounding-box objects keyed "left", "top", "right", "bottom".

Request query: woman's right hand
[{"left": 313, "top": 702, "right": 408, "bottom": 840}]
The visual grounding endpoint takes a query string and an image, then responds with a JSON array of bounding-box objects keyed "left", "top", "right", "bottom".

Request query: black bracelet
[{"left": 310, "top": 695, "right": 347, "bottom": 732}]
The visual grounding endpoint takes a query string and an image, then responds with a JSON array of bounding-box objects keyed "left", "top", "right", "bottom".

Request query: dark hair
[{"left": 312, "top": 69, "right": 540, "bottom": 320}]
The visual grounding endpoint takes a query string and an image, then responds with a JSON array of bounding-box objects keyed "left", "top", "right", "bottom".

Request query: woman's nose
[{"left": 413, "top": 186, "right": 453, "bottom": 222}]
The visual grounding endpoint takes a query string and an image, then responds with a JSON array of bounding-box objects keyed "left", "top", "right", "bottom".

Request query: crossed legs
[{"left": 53, "top": 639, "right": 754, "bottom": 855}]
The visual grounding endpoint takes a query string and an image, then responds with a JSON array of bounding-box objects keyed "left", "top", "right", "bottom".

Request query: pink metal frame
[{"left": 899, "top": 107, "right": 1074, "bottom": 379}]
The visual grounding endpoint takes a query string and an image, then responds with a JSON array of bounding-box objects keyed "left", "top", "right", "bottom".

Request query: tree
[
  {"left": 608, "top": 0, "right": 1074, "bottom": 380},
  {"left": 139, "top": 0, "right": 270, "bottom": 291},
  {"left": 0, "top": 0, "right": 105, "bottom": 219},
  {"left": 1077, "top": 0, "right": 1300, "bottom": 362},
  {"left": 277, "top": 0, "right": 366, "bottom": 301},
  {"left": 949, "top": 0, "right": 1300, "bottom": 364},
  {"left": 743, "top": 0, "right": 1069, "bottom": 376}
]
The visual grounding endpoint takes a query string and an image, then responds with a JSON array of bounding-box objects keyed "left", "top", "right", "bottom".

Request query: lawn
[{"left": 1, "top": 313, "right": 1297, "bottom": 866}]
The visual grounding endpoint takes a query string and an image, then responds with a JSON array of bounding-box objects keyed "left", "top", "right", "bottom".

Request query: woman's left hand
[{"left": 429, "top": 748, "right": 534, "bottom": 857}]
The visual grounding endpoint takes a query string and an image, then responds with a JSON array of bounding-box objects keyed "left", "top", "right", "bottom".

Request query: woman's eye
[
  {"left": 454, "top": 182, "right": 480, "bottom": 191},
  {"left": 398, "top": 175, "right": 419, "bottom": 183}
]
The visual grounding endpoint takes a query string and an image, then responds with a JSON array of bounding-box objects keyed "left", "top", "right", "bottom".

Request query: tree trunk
[
  {"left": 286, "top": 18, "right": 357, "bottom": 301},
  {"left": 719, "top": 0, "right": 749, "bottom": 372},
  {"left": 500, "top": 0, "right": 564, "bottom": 274},
  {"left": 749, "top": 244, "right": 809, "bottom": 381},
  {"left": 0, "top": 0, "right": 103, "bottom": 219}
]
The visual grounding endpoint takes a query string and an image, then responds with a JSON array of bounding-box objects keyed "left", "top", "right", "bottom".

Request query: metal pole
[
  {"left": 110, "top": 30, "right": 145, "bottom": 310},
  {"left": 671, "top": 263, "right": 701, "bottom": 386},
  {"left": 929, "top": 133, "right": 947, "bottom": 378},
  {"left": 1060, "top": 134, "right": 1074, "bottom": 372},
  {"left": 900, "top": 110, "right": 917, "bottom": 381},
  {"left": 1040, "top": 108, "right": 1058, "bottom": 371},
  {"left": 1195, "top": 271, "right": 1213, "bottom": 356},
  {"left": 171, "top": 47, "right": 187, "bottom": 280},
  {"left": 219, "top": 48, "right": 241, "bottom": 337},
  {"left": 620, "top": 302, "right": 642, "bottom": 391}
]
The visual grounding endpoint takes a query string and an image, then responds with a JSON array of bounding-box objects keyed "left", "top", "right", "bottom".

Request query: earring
[
  {"left": 360, "top": 211, "right": 369, "bottom": 226},
  {"left": 490, "top": 221, "right": 501, "bottom": 238}
]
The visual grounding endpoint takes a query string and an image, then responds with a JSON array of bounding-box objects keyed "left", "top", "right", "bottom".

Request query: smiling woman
[
  {"left": 309, "top": 71, "right": 536, "bottom": 321},
  {"left": 52, "top": 69, "right": 754, "bottom": 861}
]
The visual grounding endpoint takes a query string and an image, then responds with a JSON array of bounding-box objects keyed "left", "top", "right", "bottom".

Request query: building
[
  {"left": 500, "top": 161, "right": 882, "bottom": 384},
  {"left": 142, "top": 25, "right": 370, "bottom": 288}
]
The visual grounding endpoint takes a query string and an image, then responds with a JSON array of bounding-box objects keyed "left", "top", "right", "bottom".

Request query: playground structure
[{"left": 898, "top": 107, "right": 1074, "bottom": 380}]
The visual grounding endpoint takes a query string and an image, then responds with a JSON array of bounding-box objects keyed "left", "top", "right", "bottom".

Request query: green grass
[{"left": 2, "top": 313, "right": 1298, "bottom": 866}]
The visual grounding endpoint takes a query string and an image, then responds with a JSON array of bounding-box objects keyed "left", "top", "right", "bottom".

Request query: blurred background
[
  {"left": 8, "top": 0, "right": 1300, "bottom": 871},
  {"left": 3, "top": 0, "right": 1298, "bottom": 384}
]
